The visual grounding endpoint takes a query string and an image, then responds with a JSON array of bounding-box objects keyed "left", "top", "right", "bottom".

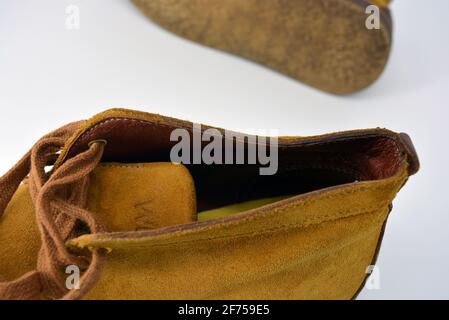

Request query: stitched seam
[
  {"left": 254, "top": 178, "right": 402, "bottom": 216},
  {"left": 73, "top": 176, "right": 404, "bottom": 249},
  {"left": 80, "top": 118, "right": 178, "bottom": 143},
  {"left": 70, "top": 118, "right": 403, "bottom": 173},
  {"left": 69, "top": 173, "right": 405, "bottom": 247},
  {"left": 81, "top": 118, "right": 400, "bottom": 149},
  {"left": 97, "top": 206, "right": 388, "bottom": 250},
  {"left": 99, "top": 192, "right": 391, "bottom": 244}
]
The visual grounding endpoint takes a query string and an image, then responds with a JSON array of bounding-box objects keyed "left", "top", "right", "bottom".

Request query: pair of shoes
[
  {"left": 132, "top": 0, "right": 393, "bottom": 94},
  {"left": 0, "top": 108, "right": 419, "bottom": 300}
]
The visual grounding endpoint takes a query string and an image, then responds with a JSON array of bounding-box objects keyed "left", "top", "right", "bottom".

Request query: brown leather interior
[{"left": 63, "top": 117, "right": 404, "bottom": 211}]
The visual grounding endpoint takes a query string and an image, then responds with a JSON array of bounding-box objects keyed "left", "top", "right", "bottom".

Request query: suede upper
[{"left": 0, "top": 108, "right": 419, "bottom": 299}]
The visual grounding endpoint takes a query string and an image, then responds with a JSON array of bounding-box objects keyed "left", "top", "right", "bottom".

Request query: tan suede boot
[
  {"left": 0, "top": 108, "right": 418, "bottom": 299},
  {"left": 132, "top": 0, "right": 393, "bottom": 94}
]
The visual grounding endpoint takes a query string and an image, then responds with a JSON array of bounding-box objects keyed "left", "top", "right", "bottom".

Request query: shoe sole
[{"left": 132, "top": 0, "right": 392, "bottom": 94}]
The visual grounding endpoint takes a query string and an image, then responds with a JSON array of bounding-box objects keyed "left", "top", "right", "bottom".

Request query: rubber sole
[{"left": 132, "top": 0, "right": 392, "bottom": 94}]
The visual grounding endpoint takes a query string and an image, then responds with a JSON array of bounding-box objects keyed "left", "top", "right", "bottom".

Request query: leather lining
[{"left": 58, "top": 113, "right": 416, "bottom": 212}]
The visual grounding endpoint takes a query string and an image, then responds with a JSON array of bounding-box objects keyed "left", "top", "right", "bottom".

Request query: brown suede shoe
[
  {"left": 0, "top": 108, "right": 418, "bottom": 300},
  {"left": 132, "top": 0, "right": 393, "bottom": 94}
]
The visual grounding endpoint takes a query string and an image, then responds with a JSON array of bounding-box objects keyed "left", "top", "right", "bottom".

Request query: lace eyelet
[{"left": 88, "top": 139, "right": 108, "bottom": 148}]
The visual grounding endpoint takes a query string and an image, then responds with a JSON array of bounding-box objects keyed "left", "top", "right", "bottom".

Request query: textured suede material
[
  {"left": 131, "top": 0, "right": 392, "bottom": 94},
  {"left": 87, "top": 210, "right": 389, "bottom": 300},
  {"left": 73, "top": 166, "right": 408, "bottom": 300},
  {"left": 88, "top": 163, "right": 197, "bottom": 232},
  {"left": 0, "top": 162, "right": 196, "bottom": 281},
  {"left": 0, "top": 183, "right": 40, "bottom": 281},
  {"left": 0, "top": 109, "right": 418, "bottom": 299},
  {"left": 1, "top": 165, "right": 407, "bottom": 299}
]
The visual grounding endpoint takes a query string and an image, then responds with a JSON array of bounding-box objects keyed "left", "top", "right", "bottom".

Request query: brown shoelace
[{"left": 0, "top": 122, "right": 108, "bottom": 300}]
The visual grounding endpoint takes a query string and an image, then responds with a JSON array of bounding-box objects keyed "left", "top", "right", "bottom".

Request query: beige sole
[{"left": 132, "top": 0, "right": 392, "bottom": 94}]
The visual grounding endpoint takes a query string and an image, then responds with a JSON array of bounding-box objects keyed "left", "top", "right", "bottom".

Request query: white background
[{"left": 1, "top": 0, "right": 448, "bottom": 299}]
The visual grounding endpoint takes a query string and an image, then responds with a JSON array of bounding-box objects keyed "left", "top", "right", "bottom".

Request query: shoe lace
[{"left": 0, "top": 122, "right": 108, "bottom": 300}]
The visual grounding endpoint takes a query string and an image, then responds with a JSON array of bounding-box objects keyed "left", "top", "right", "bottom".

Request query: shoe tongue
[{"left": 87, "top": 162, "right": 197, "bottom": 232}]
